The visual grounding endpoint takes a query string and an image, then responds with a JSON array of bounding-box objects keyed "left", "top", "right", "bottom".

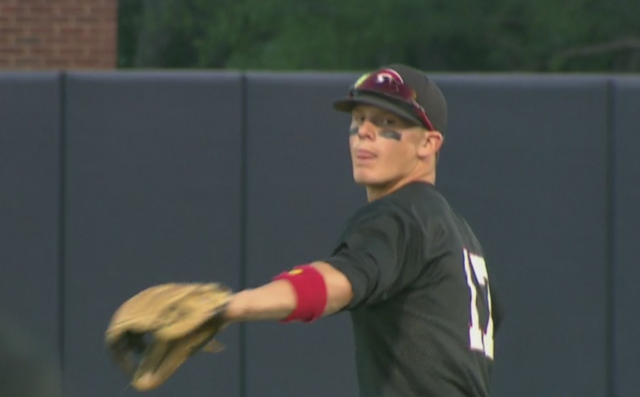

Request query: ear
[{"left": 417, "top": 130, "right": 443, "bottom": 159}]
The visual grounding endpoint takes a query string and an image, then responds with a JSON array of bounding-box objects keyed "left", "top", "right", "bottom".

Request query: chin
[{"left": 353, "top": 170, "right": 385, "bottom": 186}]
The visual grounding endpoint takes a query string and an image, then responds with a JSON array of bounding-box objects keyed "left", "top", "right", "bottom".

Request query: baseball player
[{"left": 107, "top": 63, "right": 504, "bottom": 397}]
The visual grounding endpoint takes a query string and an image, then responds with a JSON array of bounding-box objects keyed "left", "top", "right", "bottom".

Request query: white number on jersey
[{"left": 463, "top": 248, "right": 494, "bottom": 360}]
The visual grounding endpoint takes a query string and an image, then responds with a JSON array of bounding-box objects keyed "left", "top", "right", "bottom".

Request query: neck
[{"left": 365, "top": 172, "right": 435, "bottom": 202}]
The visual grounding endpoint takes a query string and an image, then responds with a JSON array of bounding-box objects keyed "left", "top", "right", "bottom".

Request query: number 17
[{"left": 463, "top": 248, "right": 494, "bottom": 360}]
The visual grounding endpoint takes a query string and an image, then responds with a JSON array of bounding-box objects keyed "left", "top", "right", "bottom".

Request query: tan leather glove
[{"left": 105, "top": 283, "right": 232, "bottom": 391}]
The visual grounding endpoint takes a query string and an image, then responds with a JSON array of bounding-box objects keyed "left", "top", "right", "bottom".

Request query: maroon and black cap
[{"left": 332, "top": 63, "right": 448, "bottom": 134}]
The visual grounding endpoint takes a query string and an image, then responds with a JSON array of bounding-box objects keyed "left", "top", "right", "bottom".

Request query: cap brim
[{"left": 332, "top": 94, "right": 423, "bottom": 126}]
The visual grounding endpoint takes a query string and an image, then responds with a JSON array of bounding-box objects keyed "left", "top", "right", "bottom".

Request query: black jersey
[{"left": 324, "top": 181, "right": 504, "bottom": 397}]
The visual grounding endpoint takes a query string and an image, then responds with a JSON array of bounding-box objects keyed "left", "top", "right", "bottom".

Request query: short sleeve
[{"left": 323, "top": 203, "right": 423, "bottom": 310}]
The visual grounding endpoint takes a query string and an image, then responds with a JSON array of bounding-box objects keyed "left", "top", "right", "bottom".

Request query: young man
[{"left": 222, "top": 63, "right": 505, "bottom": 397}]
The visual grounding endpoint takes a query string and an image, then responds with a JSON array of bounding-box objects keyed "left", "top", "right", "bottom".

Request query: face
[{"left": 349, "top": 105, "right": 438, "bottom": 188}]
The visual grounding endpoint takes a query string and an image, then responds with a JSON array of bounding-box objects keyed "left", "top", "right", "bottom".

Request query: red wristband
[{"left": 273, "top": 265, "right": 328, "bottom": 323}]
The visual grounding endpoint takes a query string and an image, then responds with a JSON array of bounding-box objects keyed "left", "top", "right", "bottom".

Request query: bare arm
[{"left": 222, "top": 262, "right": 353, "bottom": 323}]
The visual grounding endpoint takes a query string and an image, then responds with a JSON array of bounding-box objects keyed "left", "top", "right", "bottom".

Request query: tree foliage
[{"left": 117, "top": 0, "right": 640, "bottom": 72}]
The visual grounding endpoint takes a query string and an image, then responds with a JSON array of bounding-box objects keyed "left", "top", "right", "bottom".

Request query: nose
[{"left": 354, "top": 120, "right": 377, "bottom": 140}]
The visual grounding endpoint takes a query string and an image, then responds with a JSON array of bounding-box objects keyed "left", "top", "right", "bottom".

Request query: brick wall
[{"left": 0, "top": 0, "right": 117, "bottom": 70}]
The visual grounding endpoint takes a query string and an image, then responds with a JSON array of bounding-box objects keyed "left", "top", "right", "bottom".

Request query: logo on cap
[{"left": 375, "top": 69, "right": 404, "bottom": 85}]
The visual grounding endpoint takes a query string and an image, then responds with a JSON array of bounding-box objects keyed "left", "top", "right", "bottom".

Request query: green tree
[{"left": 117, "top": 0, "right": 640, "bottom": 72}]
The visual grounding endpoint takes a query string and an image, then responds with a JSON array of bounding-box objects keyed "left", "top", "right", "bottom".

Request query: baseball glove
[{"left": 105, "top": 282, "right": 232, "bottom": 391}]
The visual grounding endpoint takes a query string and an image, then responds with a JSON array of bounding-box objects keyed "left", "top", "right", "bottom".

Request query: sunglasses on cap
[{"left": 348, "top": 69, "right": 435, "bottom": 131}]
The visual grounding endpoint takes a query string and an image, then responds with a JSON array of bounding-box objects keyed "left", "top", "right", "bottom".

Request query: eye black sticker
[
  {"left": 349, "top": 128, "right": 402, "bottom": 141},
  {"left": 380, "top": 130, "right": 402, "bottom": 141}
]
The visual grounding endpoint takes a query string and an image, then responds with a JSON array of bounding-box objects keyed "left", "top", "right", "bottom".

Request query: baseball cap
[{"left": 332, "top": 63, "right": 447, "bottom": 134}]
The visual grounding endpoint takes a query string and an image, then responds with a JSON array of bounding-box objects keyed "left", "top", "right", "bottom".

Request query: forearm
[
  {"left": 223, "top": 280, "right": 295, "bottom": 322},
  {"left": 223, "top": 262, "right": 353, "bottom": 323}
]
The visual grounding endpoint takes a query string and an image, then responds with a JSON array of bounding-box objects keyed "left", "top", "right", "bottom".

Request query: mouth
[{"left": 355, "top": 149, "right": 377, "bottom": 160}]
